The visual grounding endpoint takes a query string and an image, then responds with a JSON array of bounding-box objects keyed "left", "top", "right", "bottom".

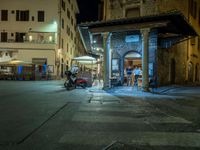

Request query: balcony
[{"left": 0, "top": 41, "right": 56, "bottom": 50}]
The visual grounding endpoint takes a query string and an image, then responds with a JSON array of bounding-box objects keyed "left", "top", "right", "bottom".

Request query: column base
[{"left": 142, "top": 86, "right": 150, "bottom": 92}]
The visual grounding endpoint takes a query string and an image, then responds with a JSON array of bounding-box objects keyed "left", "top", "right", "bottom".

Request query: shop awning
[
  {"left": 0, "top": 59, "right": 33, "bottom": 66},
  {"left": 72, "top": 56, "right": 97, "bottom": 64}
]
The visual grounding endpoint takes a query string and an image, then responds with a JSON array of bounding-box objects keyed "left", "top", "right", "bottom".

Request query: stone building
[
  {"left": 100, "top": 0, "right": 200, "bottom": 85},
  {"left": 0, "top": 0, "right": 79, "bottom": 79},
  {"left": 79, "top": 0, "right": 199, "bottom": 91}
]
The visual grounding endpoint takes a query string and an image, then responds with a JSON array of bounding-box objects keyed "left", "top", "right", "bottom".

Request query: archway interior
[{"left": 124, "top": 52, "right": 142, "bottom": 86}]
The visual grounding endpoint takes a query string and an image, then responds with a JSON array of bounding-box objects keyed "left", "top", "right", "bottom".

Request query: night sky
[{"left": 76, "top": 0, "right": 100, "bottom": 24}]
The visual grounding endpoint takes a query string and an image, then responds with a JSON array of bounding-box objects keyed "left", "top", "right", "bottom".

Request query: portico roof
[{"left": 78, "top": 10, "right": 198, "bottom": 53}]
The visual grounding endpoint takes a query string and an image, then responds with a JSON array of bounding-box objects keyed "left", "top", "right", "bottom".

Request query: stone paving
[{"left": 0, "top": 80, "right": 200, "bottom": 150}]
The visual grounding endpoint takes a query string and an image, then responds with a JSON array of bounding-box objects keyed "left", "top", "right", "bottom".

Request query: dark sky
[{"left": 76, "top": 0, "right": 100, "bottom": 23}]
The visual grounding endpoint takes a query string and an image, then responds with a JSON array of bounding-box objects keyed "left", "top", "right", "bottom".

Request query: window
[
  {"left": 62, "top": 0, "right": 66, "bottom": 11},
  {"left": 16, "top": 10, "right": 29, "bottom": 21},
  {"left": 1, "top": 10, "right": 8, "bottom": 21},
  {"left": 15, "top": 32, "right": 25, "bottom": 42},
  {"left": 68, "top": 0, "right": 70, "bottom": 4},
  {"left": 67, "top": 43, "right": 68, "bottom": 52},
  {"left": 71, "top": 31, "right": 73, "bottom": 40},
  {"left": 38, "top": 11, "right": 45, "bottom": 22},
  {"left": 71, "top": 18, "right": 73, "bottom": 26},
  {"left": 1, "top": 32, "right": 7, "bottom": 42},
  {"left": 62, "top": 38, "right": 64, "bottom": 49},
  {"left": 32, "top": 16, "right": 34, "bottom": 21},
  {"left": 190, "top": 0, "right": 197, "bottom": 19},
  {"left": 62, "top": 19, "right": 64, "bottom": 29},
  {"left": 67, "top": 25, "right": 70, "bottom": 36},
  {"left": 67, "top": 9, "right": 70, "bottom": 19}
]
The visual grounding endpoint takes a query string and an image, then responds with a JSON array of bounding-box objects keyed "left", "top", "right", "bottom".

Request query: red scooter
[{"left": 64, "top": 70, "right": 87, "bottom": 90}]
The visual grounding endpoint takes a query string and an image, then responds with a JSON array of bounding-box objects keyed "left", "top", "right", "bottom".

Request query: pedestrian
[
  {"left": 126, "top": 65, "right": 132, "bottom": 86},
  {"left": 133, "top": 66, "right": 141, "bottom": 86}
]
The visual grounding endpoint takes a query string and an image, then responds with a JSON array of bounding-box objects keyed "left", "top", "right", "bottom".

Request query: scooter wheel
[{"left": 82, "top": 83, "right": 87, "bottom": 89}]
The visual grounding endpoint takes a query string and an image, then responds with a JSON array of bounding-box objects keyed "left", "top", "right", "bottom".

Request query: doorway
[{"left": 123, "top": 52, "right": 142, "bottom": 86}]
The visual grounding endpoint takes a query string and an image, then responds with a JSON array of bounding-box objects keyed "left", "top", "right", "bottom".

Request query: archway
[
  {"left": 123, "top": 51, "right": 142, "bottom": 86},
  {"left": 170, "top": 58, "right": 176, "bottom": 84}
]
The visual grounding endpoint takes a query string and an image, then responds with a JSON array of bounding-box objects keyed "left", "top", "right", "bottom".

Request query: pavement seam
[{"left": 17, "top": 102, "right": 70, "bottom": 145}]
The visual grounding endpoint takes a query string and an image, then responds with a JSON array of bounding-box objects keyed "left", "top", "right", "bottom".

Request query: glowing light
[
  {"left": 49, "top": 36, "right": 52, "bottom": 42},
  {"left": 29, "top": 36, "right": 33, "bottom": 42},
  {"left": 53, "top": 21, "right": 57, "bottom": 25}
]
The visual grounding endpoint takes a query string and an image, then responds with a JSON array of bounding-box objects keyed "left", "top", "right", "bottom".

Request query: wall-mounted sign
[{"left": 125, "top": 35, "right": 139, "bottom": 43}]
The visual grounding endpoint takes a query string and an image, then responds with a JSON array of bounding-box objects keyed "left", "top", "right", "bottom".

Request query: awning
[
  {"left": 72, "top": 56, "right": 97, "bottom": 64},
  {"left": 78, "top": 10, "right": 198, "bottom": 53},
  {"left": 0, "top": 59, "right": 33, "bottom": 66}
]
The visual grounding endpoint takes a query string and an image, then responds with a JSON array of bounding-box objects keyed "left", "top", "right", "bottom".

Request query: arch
[
  {"left": 188, "top": 62, "right": 194, "bottom": 82},
  {"left": 170, "top": 58, "right": 176, "bottom": 84},
  {"left": 123, "top": 50, "right": 142, "bottom": 58},
  {"left": 122, "top": 51, "right": 142, "bottom": 85}
]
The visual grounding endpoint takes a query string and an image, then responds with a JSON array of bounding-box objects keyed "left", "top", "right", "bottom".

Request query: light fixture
[
  {"left": 29, "top": 35, "right": 33, "bottom": 42},
  {"left": 49, "top": 36, "right": 53, "bottom": 42}
]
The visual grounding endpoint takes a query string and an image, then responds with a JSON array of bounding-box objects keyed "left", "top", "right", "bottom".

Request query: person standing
[
  {"left": 133, "top": 66, "right": 141, "bottom": 86},
  {"left": 126, "top": 65, "right": 132, "bottom": 86}
]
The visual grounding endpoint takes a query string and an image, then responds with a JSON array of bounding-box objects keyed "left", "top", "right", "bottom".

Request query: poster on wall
[
  {"left": 48, "top": 65, "right": 54, "bottom": 73},
  {"left": 149, "top": 63, "right": 153, "bottom": 77},
  {"left": 112, "top": 59, "right": 119, "bottom": 72}
]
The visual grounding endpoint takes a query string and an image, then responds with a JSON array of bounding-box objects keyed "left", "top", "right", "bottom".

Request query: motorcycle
[{"left": 64, "top": 70, "right": 87, "bottom": 90}]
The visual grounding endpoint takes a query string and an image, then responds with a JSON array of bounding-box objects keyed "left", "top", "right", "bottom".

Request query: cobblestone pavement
[{"left": 0, "top": 80, "right": 200, "bottom": 150}]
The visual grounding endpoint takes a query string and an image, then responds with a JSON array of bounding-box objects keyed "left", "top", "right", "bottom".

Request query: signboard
[{"left": 125, "top": 35, "right": 139, "bottom": 43}]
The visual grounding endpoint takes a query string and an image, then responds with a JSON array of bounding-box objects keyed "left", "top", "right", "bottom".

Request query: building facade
[
  {"left": 0, "top": 0, "right": 79, "bottom": 79},
  {"left": 100, "top": 0, "right": 200, "bottom": 85}
]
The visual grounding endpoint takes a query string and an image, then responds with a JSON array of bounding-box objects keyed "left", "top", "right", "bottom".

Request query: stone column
[
  {"left": 120, "top": 56, "right": 124, "bottom": 85},
  {"left": 141, "top": 28, "right": 150, "bottom": 92},
  {"left": 103, "top": 32, "right": 112, "bottom": 89}
]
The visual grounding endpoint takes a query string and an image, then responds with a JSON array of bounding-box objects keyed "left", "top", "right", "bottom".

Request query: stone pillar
[
  {"left": 120, "top": 56, "right": 124, "bottom": 85},
  {"left": 103, "top": 32, "right": 112, "bottom": 89},
  {"left": 141, "top": 28, "right": 150, "bottom": 92}
]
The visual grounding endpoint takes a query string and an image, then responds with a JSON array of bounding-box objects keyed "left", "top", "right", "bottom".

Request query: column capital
[{"left": 140, "top": 28, "right": 150, "bottom": 36}]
